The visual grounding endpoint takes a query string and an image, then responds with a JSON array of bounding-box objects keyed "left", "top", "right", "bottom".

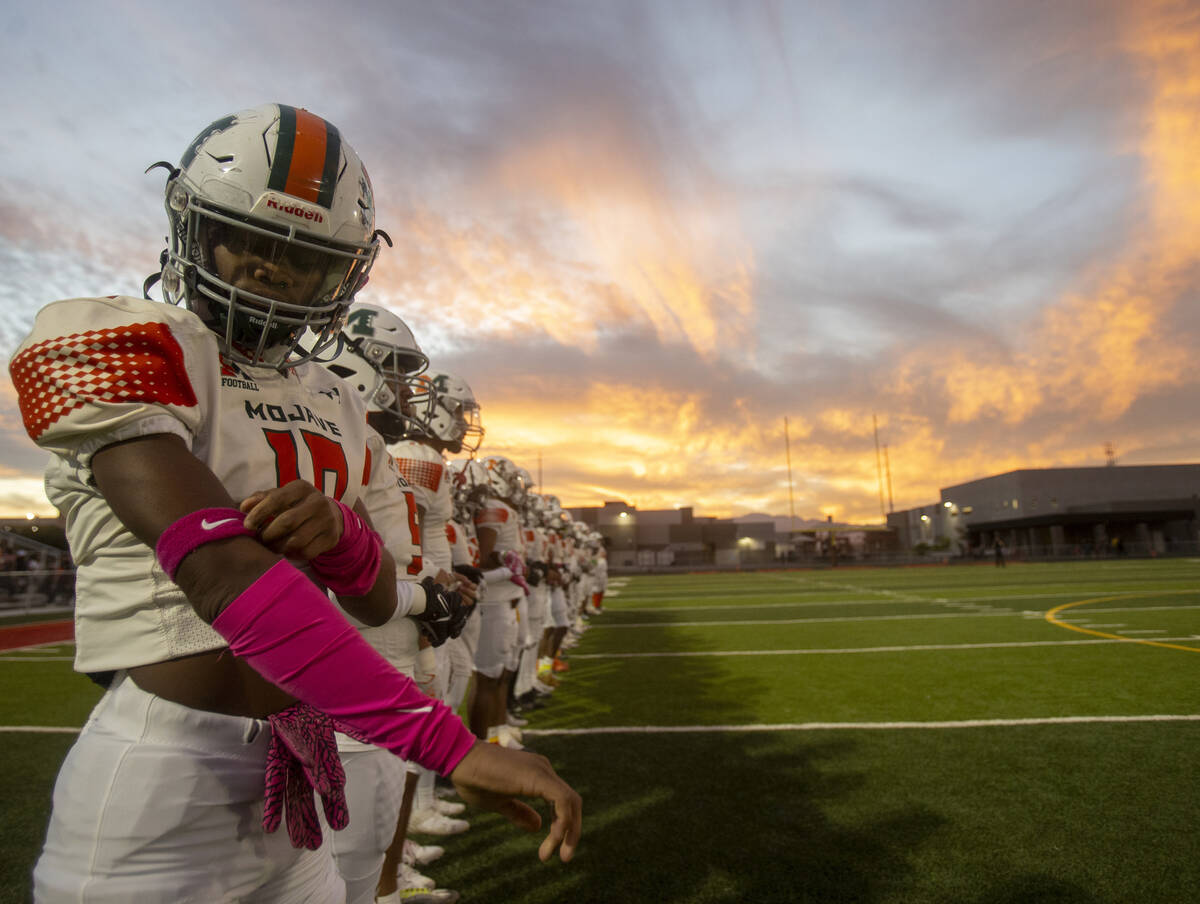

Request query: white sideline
[
  {"left": 594, "top": 611, "right": 1016, "bottom": 628},
  {"left": 568, "top": 636, "right": 1200, "bottom": 659},
  {"left": 524, "top": 714, "right": 1200, "bottom": 736},
  {"left": 0, "top": 726, "right": 79, "bottom": 733},
  {"left": 8, "top": 712, "right": 1200, "bottom": 737}
]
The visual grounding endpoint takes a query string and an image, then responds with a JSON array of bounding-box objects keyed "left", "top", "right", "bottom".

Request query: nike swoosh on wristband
[{"left": 201, "top": 517, "right": 241, "bottom": 530}]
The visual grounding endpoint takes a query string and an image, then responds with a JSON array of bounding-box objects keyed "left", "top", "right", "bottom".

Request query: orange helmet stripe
[{"left": 269, "top": 105, "right": 342, "bottom": 208}]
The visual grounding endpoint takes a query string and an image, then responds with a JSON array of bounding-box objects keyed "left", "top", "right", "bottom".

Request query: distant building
[
  {"left": 566, "top": 503, "right": 896, "bottom": 569},
  {"left": 888, "top": 464, "right": 1200, "bottom": 558}
]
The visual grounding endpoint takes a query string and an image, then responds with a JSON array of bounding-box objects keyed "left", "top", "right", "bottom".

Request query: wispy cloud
[{"left": 0, "top": 0, "right": 1196, "bottom": 523}]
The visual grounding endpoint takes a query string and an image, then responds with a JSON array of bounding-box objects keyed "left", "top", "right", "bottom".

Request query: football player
[
  {"left": 469, "top": 456, "right": 533, "bottom": 742},
  {"left": 315, "top": 302, "right": 465, "bottom": 902},
  {"left": 11, "top": 103, "right": 579, "bottom": 903},
  {"left": 387, "top": 371, "right": 487, "bottom": 848},
  {"left": 538, "top": 500, "right": 574, "bottom": 680},
  {"left": 513, "top": 492, "right": 553, "bottom": 701}
]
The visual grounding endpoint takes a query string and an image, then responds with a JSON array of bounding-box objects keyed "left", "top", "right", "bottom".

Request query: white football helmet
[
  {"left": 155, "top": 103, "right": 383, "bottom": 369},
  {"left": 447, "top": 458, "right": 490, "bottom": 523},
  {"left": 541, "top": 494, "right": 564, "bottom": 529},
  {"left": 408, "top": 371, "right": 485, "bottom": 453},
  {"left": 516, "top": 466, "right": 534, "bottom": 496},
  {"left": 324, "top": 302, "right": 427, "bottom": 441},
  {"left": 523, "top": 492, "right": 548, "bottom": 525},
  {"left": 482, "top": 456, "right": 516, "bottom": 502}
]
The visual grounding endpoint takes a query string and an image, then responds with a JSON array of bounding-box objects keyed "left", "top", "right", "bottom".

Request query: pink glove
[
  {"left": 502, "top": 550, "right": 531, "bottom": 596},
  {"left": 262, "top": 702, "right": 349, "bottom": 850}
]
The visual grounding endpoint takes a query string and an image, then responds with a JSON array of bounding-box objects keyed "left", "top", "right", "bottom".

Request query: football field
[{"left": 2, "top": 559, "right": 1199, "bottom": 902}]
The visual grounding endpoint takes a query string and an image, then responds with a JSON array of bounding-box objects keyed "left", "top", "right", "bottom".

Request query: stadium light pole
[
  {"left": 784, "top": 417, "right": 796, "bottom": 536},
  {"left": 884, "top": 443, "right": 894, "bottom": 513},
  {"left": 873, "top": 414, "right": 886, "bottom": 522}
]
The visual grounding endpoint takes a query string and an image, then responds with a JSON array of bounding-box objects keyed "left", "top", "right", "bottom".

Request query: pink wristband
[
  {"left": 213, "top": 560, "right": 476, "bottom": 775},
  {"left": 155, "top": 508, "right": 257, "bottom": 580},
  {"left": 310, "top": 499, "right": 382, "bottom": 596}
]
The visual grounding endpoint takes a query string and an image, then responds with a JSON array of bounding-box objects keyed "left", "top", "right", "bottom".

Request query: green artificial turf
[{"left": 1, "top": 559, "right": 1197, "bottom": 903}]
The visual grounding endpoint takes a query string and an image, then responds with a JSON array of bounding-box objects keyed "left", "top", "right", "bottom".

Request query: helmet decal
[
  {"left": 180, "top": 115, "right": 237, "bottom": 172},
  {"left": 345, "top": 307, "right": 378, "bottom": 337},
  {"left": 266, "top": 105, "right": 343, "bottom": 208}
]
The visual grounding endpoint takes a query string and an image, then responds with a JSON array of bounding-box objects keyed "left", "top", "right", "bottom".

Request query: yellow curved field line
[{"left": 1045, "top": 591, "right": 1200, "bottom": 654}]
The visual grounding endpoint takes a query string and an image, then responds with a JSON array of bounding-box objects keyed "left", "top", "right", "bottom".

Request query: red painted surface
[{"left": 0, "top": 619, "right": 73, "bottom": 651}]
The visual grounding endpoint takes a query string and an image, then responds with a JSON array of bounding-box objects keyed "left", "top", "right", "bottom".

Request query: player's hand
[
  {"left": 453, "top": 564, "right": 484, "bottom": 602},
  {"left": 451, "top": 573, "right": 479, "bottom": 606},
  {"left": 435, "top": 568, "right": 477, "bottom": 606},
  {"left": 449, "top": 741, "right": 581, "bottom": 863},
  {"left": 239, "top": 480, "right": 343, "bottom": 560}
]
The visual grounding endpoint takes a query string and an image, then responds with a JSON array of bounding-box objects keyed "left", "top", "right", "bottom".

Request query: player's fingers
[
  {"left": 254, "top": 494, "right": 339, "bottom": 550},
  {"left": 241, "top": 490, "right": 299, "bottom": 531},
  {"left": 242, "top": 480, "right": 321, "bottom": 531},
  {"left": 539, "top": 782, "right": 582, "bottom": 862},
  {"left": 493, "top": 796, "right": 543, "bottom": 833},
  {"left": 239, "top": 492, "right": 267, "bottom": 514},
  {"left": 264, "top": 517, "right": 340, "bottom": 560}
]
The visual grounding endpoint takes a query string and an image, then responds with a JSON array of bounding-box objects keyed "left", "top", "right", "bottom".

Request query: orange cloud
[
  {"left": 867, "top": 2, "right": 1200, "bottom": 511},
  {"left": 369, "top": 118, "right": 754, "bottom": 361}
]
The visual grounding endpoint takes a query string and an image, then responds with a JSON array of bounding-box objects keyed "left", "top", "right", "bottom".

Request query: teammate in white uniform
[
  {"left": 469, "top": 457, "right": 532, "bottom": 741},
  {"left": 396, "top": 371, "right": 485, "bottom": 729},
  {"left": 11, "top": 103, "right": 578, "bottom": 904},
  {"left": 446, "top": 458, "right": 487, "bottom": 670},
  {"left": 538, "top": 498, "right": 574, "bottom": 677},
  {"left": 514, "top": 494, "right": 552, "bottom": 701},
  {"left": 316, "top": 302, "right": 464, "bottom": 903}
]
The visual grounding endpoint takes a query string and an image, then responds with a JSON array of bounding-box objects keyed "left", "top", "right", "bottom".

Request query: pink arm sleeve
[{"left": 211, "top": 560, "right": 476, "bottom": 774}]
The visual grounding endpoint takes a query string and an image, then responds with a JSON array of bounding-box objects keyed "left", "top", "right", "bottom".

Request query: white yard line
[
  {"left": 524, "top": 714, "right": 1200, "bottom": 737},
  {"left": 569, "top": 636, "right": 1200, "bottom": 659},
  {"left": 594, "top": 611, "right": 1018, "bottom": 629}
]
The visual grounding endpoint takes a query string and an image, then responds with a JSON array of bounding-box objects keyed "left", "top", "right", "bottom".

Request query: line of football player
[{"left": 316, "top": 303, "right": 608, "bottom": 903}]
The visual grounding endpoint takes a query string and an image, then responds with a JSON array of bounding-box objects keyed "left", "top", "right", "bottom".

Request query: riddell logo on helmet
[{"left": 266, "top": 198, "right": 325, "bottom": 223}]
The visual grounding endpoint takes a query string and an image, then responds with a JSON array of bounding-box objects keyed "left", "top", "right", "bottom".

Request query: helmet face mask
[
  {"left": 159, "top": 104, "right": 381, "bottom": 370},
  {"left": 448, "top": 458, "right": 490, "bottom": 523}
]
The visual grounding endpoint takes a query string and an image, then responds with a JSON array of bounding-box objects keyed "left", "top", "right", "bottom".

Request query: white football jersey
[
  {"left": 522, "top": 525, "right": 549, "bottom": 564},
  {"left": 339, "top": 428, "right": 425, "bottom": 753},
  {"left": 11, "top": 296, "right": 373, "bottom": 672},
  {"left": 446, "top": 518, "right": 479, "bottom": 568},
  {"left": 474, "top": 496, "right": 523, "bottom": 602},
  {"left": 360, "top": 430, "right": 425, "bottom": 585},
  {"left": 389, "top": 439, "right": 452, "bottom": 573}
]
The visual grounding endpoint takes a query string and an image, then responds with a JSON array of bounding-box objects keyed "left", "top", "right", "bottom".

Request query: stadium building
[
  {"left": 888, "top": 463, "right": 1200, "bottom": 558},
  {"left": 566, "top": 502, "right": 890, "bottom": 569}
]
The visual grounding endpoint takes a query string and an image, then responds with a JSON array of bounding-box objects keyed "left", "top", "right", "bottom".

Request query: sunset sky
[{"left": 2, "top": 0, "right": 1198, "bottom": 522}]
